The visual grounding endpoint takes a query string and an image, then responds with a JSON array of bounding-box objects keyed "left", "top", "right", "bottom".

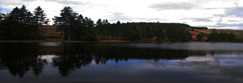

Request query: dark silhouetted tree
[
  {"left": 102, "top": 19, "right": 109, "bottom": 25},
  {"left": 2, "top": 5, "right": 34, "bottom": 40},
  {"left": 0, "top": 8, "right": 3, "bottom": 23},
  {"left": 116, "top": 21, "right": 121, "bottom": 24},
  {"left": 53, "top": 6, "right": 97, "bottom": 41},
  {"left": 96, "top": 19, "right": 102, "bottom": 27},
  {"left": 53, "top": 6, "right": 78, "bottom": 40},
  {"left": 0, "top": 5, "right": 49, "bottom": 40},
  {"left": 33, "top": 6, "right": 49, "bottom": 39},
  {"left": 207, "top": 29, "right": 236, "bottom": 42}
]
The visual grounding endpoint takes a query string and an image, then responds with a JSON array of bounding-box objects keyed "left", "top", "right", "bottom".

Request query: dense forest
[
  {"left": 0, "top": 5, "right": 241, "bottom": 42},
  {"left": 0, "top": 5, "right": 49, "bottom": 40},
  {"left": 207, "top": 29, "right": 236, "bottom": 42},
  {"left": 96, "top": 23, "right": 192, "bottom": 41}
]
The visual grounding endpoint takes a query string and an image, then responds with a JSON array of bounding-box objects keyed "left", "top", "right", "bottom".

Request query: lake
[{"left": 0, "top": 42, "right": 243, "bottom": 83}]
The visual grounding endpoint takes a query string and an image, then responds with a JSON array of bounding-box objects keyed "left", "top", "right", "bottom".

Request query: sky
[{"left": 0, "top": 0, "right": 243, "bottom": 30}]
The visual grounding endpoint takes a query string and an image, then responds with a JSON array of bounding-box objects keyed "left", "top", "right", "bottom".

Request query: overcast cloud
[{"left": 0, "top": 0, "right": 243, "bottom": 29}]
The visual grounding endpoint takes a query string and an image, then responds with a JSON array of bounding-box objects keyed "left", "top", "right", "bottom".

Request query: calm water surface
[{"left": 0, "top": 42, "right": 243, "bottom": 83}]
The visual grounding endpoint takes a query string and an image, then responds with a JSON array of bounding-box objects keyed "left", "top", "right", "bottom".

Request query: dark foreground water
[{"left": 0, "top": 42, "right": 243, "bottom": 83}]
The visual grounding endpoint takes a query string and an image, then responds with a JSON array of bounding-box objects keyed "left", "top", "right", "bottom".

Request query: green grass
[{"left": 234, "top": 32, "right": 243, "bottom": 39}]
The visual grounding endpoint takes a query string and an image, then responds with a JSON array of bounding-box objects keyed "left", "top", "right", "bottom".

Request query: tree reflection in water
[
  {"left": 0, "top": 42, "right": 207, "bottom": 77},
  {"left": 52, "top": 43, "right": 93, "bottom": 76},
  {"left": 0, "top": 43, "right": 47, "bottom": 77}
]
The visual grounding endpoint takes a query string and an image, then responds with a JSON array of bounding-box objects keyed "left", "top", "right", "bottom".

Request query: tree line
[
  {"left": 0, "top": 5, "right": 193, "bottom": 41},
  {"left": 0, "top": 5, "right": 98, "bottom": 41},
  {"left": 207, "top": 29, "right": 236, "bottom": 42},
  {"left": 1, "top": 5, "right": 241, "bottom": 42},
  {"left": 0, "top": 5, "right": 48, "bottom": 40},
  {"left": 96, "top": 22, "right": 192, "bottom": 41},
  {"left": 52, "top": 6, "right": 193, "bottom": 41}
]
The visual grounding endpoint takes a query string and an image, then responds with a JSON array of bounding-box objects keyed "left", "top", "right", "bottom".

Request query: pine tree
[
  {"left": 4, "top": 5, "right": 34, "bottom": 40},
  {"left": 53, "top": 6, "right": 97, "bottom": 41},
  {"left": 0, "top": 9, "right": 3, "bottom": 23},
  {"left": 33, "top": 6, "right": 49, "bottom": 39},
  {"left": 53, "top": 6, "right": 77, "bottom": 40},
  {"left": 96, "top": 19, "right": 102, "bottom": 27},
  {"left": 116, "top": 21, "right": 121, "bottom": 25}
]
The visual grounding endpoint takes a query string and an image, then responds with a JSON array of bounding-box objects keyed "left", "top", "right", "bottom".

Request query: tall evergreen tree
[
  {"left": 96, "top": 19, "right": 102, "bottom": 27},
  {"left": 116, "top": 21, "right": 121, "bottom": 24},
  {"left": 0, "top": 9, "right": 3, "bottom": 40},
  {"left": 0, "top": 5, "right": 50, "bottom": 40},
  {"left": 102, "top": 19, "right": 109, "bottom": 25},
  {"left": 83, "top": 17, "right": 94, "bottom": 28},
  {"left": 87, "top": 18, "right": 94, "bottom": 28},
  {"left": 34, "top": 6, "right": 48, "bottom": 25},
  {"left": 33, "top": 6, "right": 49, "bottom": 39},
  {"left": 0, "top": 9, "right": 2, "bottom": 23},
  {"left": 2, "top": 5, "right": 34, "bottom": 40},
  {"left": 53, "top": 6, "right": 97, "bottom": 41},
  {"left": 53, "top": 6, "right": 77, "bottom": 40}
]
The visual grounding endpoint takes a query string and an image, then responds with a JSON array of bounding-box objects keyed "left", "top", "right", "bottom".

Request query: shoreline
[{"left": 0, "top": 40, "right": 242, "bottom": 43}]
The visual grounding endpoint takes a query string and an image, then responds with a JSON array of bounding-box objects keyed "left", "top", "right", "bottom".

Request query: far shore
[{"left": 0, "top": 39, "right": 242, "bottom": 43}]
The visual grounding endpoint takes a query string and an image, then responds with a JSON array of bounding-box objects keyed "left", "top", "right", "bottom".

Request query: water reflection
[
  {"left": 179, "top": 54, "right": 243, "bottom": 83},
  {"left": 0, "top": 42, "right": 243, "bottom": 83},
  {"left": 0, "top": 43, "right": 47, "bottom": 77}
]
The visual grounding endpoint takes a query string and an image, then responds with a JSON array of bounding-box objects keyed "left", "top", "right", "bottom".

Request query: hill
[{"left": 38, "top": 23, "right": 243, "bottom": 42}]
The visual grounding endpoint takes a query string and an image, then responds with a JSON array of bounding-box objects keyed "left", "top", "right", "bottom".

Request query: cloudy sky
[{"left": 0, "top": 0, "right": 243, "bottom": 29}]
